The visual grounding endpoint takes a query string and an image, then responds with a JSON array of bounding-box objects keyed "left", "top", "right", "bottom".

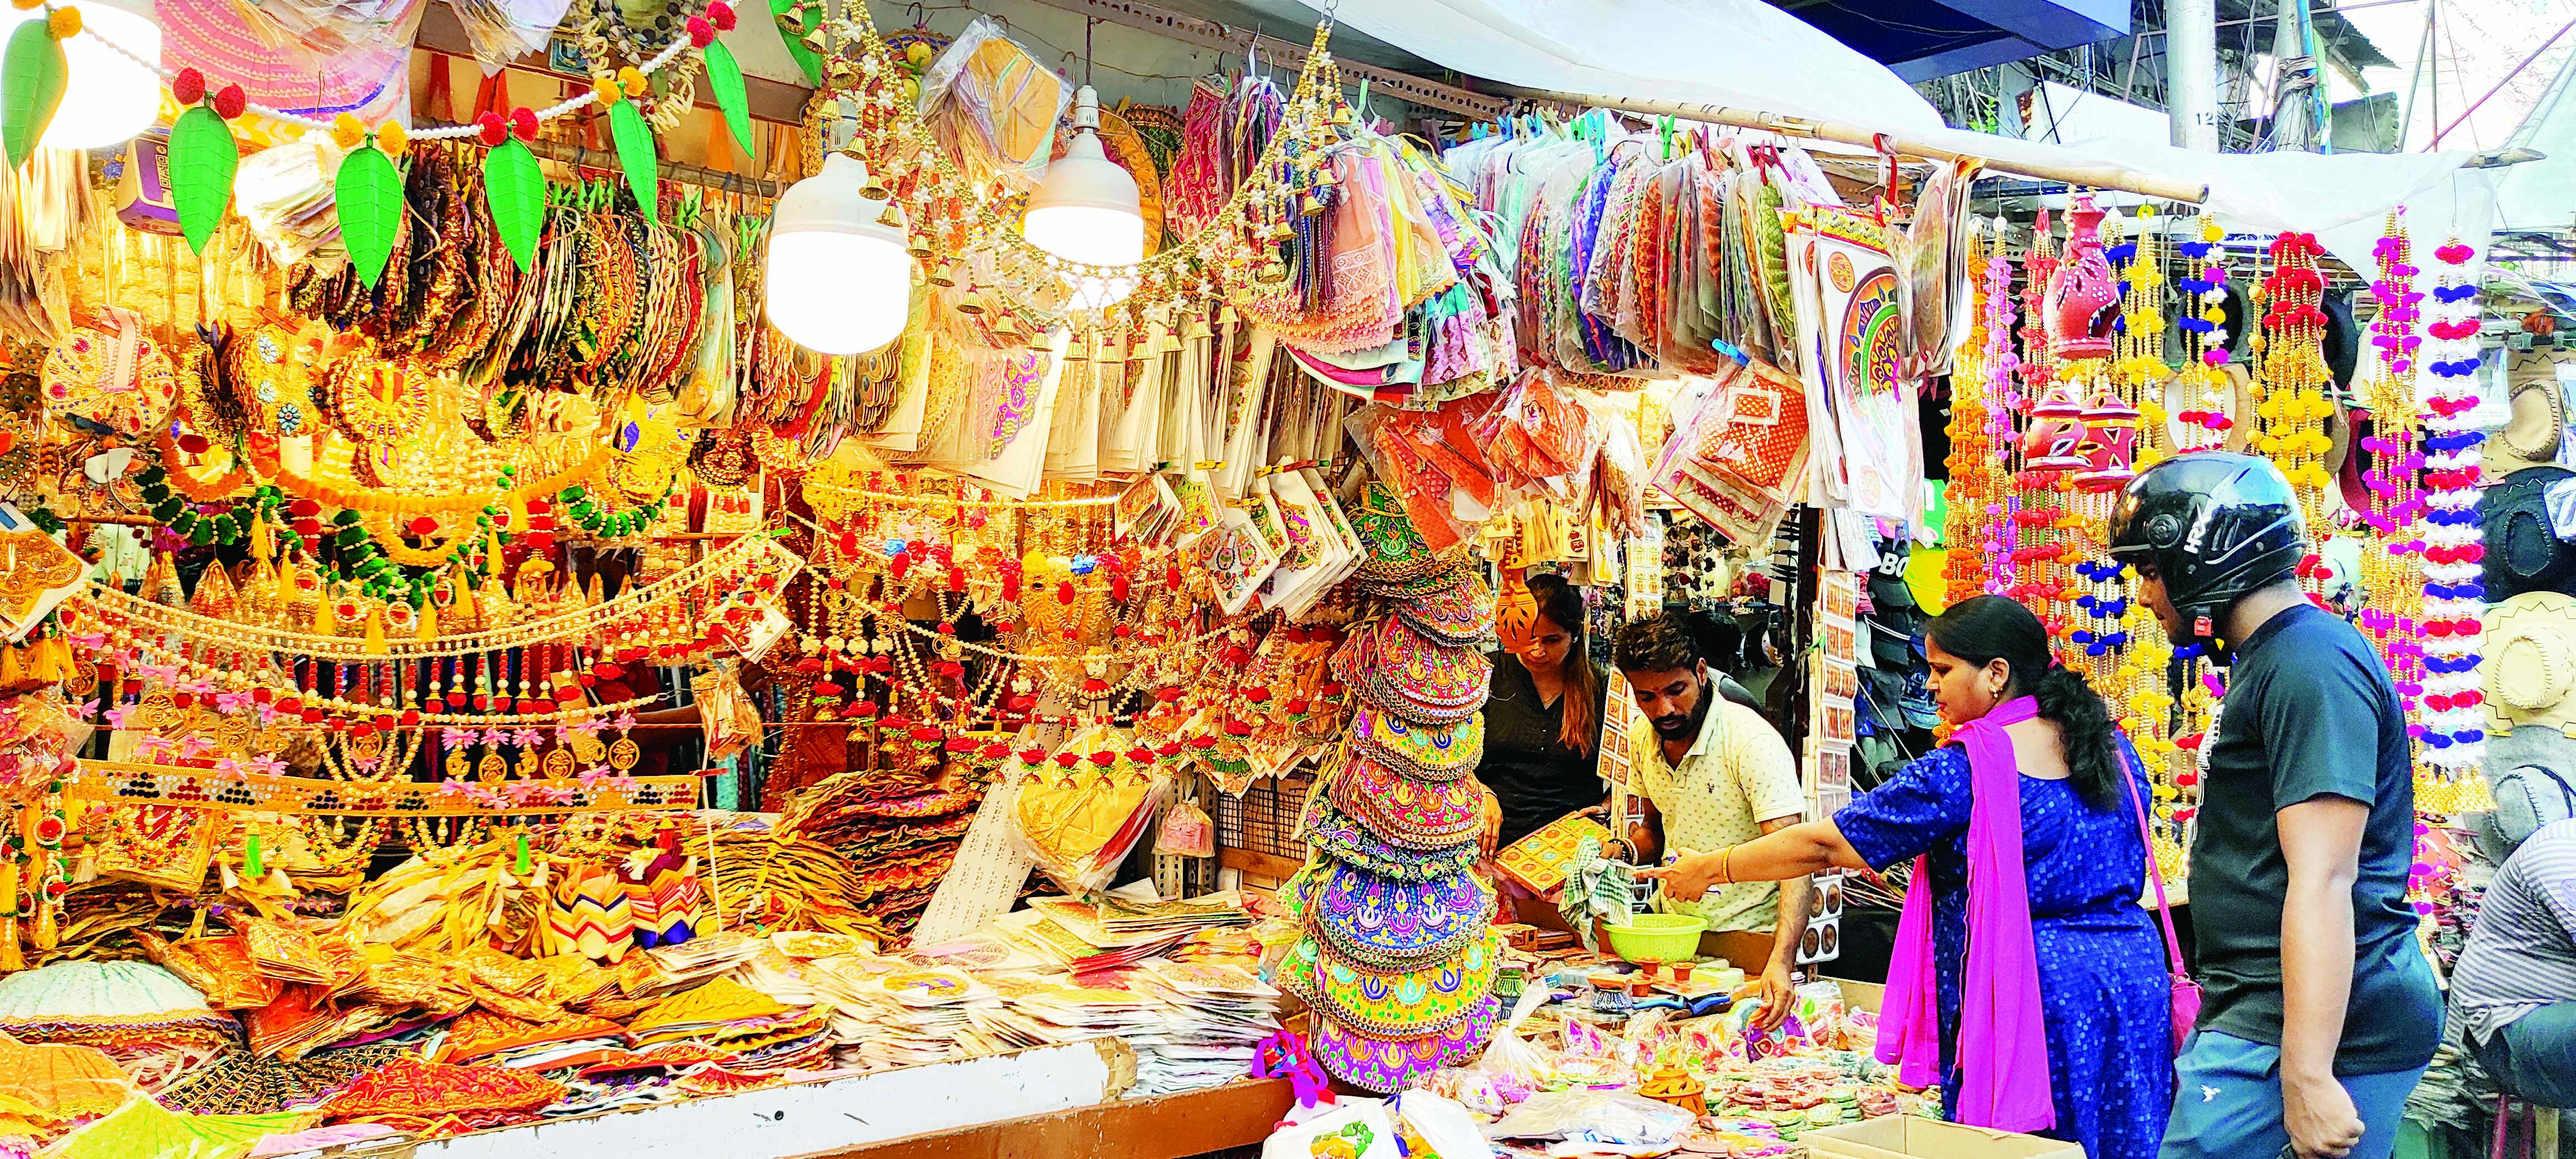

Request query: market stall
[{"left": 0, "top": 0, "right": 2532, "bottom": 1156}]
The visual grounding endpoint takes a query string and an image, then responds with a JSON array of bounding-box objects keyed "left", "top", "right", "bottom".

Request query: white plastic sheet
[{"left": 1292, "top": 0, "right": 1942, "bottom": 134}]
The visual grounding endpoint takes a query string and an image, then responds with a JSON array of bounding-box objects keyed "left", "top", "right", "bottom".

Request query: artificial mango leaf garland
[
  {"left": 483, "top": 138, "right": 545, "bottom": 273},
  {"left": 0, "top": 11, "right": 68, "bottom": 170},
  {"left": 608, "top": 98, "right": 659, "bottom": 224},
  {"left": 705, "top": 41, "right": 755, "bottom": 157},
  {"left": 771, "top": 0, "right": 822, "bottom": 87},
  {"left": 167, "top": 105, "right": 238, "bottom": 254},
  {"left": 336, "top": 144, "right": 404, "bottom": 289}
]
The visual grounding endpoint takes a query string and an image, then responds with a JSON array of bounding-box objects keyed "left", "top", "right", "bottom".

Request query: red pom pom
[
  {"left": 510, "top": 106, "right": 540, "bottom": 143},
  {"left": 686, "top": 15, "right": 715, "bottom": 47},
  {"left": 175, "top": 432, "right": 210, "bottom": 454},
  {"left": 407, "top": 515, "right": 439, "bottom": 537},
  {"left": 476, "top": 110, "right": 507, "bottom": 147},
  {"left": 172, "top": 68, "right": 205, "bottom": 106},
  {"left": 213, "top": 85, "right": 246, "bottom": 120},
  {"left": 708, "top": 2, "right": 737, "bottom": 31}
]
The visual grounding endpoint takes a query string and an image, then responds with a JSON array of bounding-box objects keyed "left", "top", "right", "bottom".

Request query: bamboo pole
[{"left": 1490, "top": 84, "right": 2213, "bottom": 204}]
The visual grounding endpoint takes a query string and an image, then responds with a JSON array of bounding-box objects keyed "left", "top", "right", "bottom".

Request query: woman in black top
[{"left": 1477, "top": 575, "right": 1611, "bottom": 860}]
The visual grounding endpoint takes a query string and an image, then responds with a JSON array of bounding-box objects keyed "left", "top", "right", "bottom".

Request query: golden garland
[
  {"left": 74, "top": 533, "right": 802, "bottom": 658},
  {"left": 245, "top": 436, "right": 616, "bottom": 518}
]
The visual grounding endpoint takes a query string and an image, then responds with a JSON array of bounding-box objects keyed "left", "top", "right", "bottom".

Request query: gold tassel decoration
[
  {"left": 248, "top": 517, "right": 271, "bottom": 563},
  {"left": 0, "top": 646, "right": 26, "bottom": 691},
  {"left": 363, "top": 604, "right": 387, "bottom": 656},
  {"left": 451, "top": 576, "right": 476, "bottom": 622},
  {"left": 416, "top": 601, "right": 437, "bottom": 642},
  {"left": 311, "top": 587, "right": 335, "bottom": 635},
  {"left": 0, "top": 855, "right": 20, "bottom": 972}
]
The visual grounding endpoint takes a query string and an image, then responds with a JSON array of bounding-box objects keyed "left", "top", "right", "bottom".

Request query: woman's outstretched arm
[{"left": 1635, "top": 818, "right": 1871, "bottom": 899}]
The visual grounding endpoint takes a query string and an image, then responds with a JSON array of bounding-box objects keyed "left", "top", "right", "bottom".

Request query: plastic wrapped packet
[
  {"left": 1262, "top": 1097, "right": 1403, "bottom": 1159},
  {"left": 917, "top": 17, "right": 1069, "bottom": 193},
  {"left": 1483, "top": 1090, "right": 1696, "bottom": 1149},
  {"left": 1391, "top": 1090, "right": 1495, "bottom": 1159},
  {"left": 446, "top": 0, "right": 569, "bottom": 72}
]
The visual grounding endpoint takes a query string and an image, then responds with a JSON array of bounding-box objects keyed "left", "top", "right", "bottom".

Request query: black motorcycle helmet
[{"left": 2106, "top": 451, "right": 2308, "bottom": 646}]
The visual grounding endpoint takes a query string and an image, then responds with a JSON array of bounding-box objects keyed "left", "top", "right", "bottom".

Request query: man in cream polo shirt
[{"left": 1614, "top": 613, "right": 1808, "bottom": 1031}]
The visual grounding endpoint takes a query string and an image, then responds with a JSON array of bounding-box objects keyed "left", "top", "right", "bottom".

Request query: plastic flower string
[
  {"left": 2171, "top": 216, "right": 2238, "bottom": 452},
  {"left": 2417, "top": 234, "right": 2490, "bottom": 799},
  {"left": 2012, "top": 214, "right": 2075, "bottom": 625},
  {"left": 1951, "top": 220, "right": 2022, "bottom": 602},
  {"left": 1944, "top": 221, "right": 1999, "bottom": 607},
  {"left": 2356, "top": 212, "right": 2429, "bottom": 729},
  {"left": 2253, "top": 232, "right": 2338, "bottom": 550}
]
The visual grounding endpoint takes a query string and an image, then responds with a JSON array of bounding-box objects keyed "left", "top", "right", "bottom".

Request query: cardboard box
[
  {"left": 1827, "top": 976, "right": 1886, "bottom": 1014},
  {"left": 1804, "top": 1116, "right": 2085, "bottom": 1159}
]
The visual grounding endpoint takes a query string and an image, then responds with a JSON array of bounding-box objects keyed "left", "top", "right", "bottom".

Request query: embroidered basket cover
[
  {"left": 1349, "top": 706, "right": 1481, "bottom": 782},
  {"left": 1309, "top": 991, "right": 1500, "bottom": 1094},
  {"left": 1335, "top": 617, "right": 1488, "bottom": 725},
  {"left": 1326, "top": 752, "right": 1484, "bottom": 850},
  {"left": 1300, "top": 794, "right": 1478, "bottom": 883},
  {"left": 1293, "top": 855, "right": 1492, "bottom": 970},
  {"left": 320, "top": 1058, "right": 566, "bottom": 1118},
  {"left": 1350, "top": 482, "right": 1442, "bottom": 582},
  {"left": 1275, "top": 929, "right": 1498, "bottom": 1039},
  {"left": 1390, "top": 570, "right": 1495, "bottom": 647}
]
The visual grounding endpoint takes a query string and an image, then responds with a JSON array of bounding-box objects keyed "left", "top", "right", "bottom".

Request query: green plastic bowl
[{"left": 1603, "top": 913, "right": 1706, "bottom": 963}]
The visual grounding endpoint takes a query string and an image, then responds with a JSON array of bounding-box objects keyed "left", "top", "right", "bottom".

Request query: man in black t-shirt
[{"left": 2110, "top": 453, "right": 2441, "bottom": 1159}]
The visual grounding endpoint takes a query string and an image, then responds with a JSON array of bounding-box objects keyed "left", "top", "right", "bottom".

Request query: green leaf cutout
[
  {"left": 167, "top": 105, "right": 238, "bottom": 255},
  {"left": 482, "top": 137, "right": 544, "bottom": 274},
  {"left": 608, "top": 99, "right": 658, "bottom": 224},
  {"left": 770, "top": 0, "right": 822, "bottom": 87},
  {"left": 705, "top": 41, "right": 755, "bottom": 159},
  {"left": 335, "top": 145, "right": 403, "bottom": 290},
  {"left": 1, "top": 21, "right": 66, "bottom": 170}
]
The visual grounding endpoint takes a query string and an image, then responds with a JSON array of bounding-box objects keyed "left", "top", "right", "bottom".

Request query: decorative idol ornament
[{"left": 2418, "top": 234, "right": 2489, "bottom": 795}]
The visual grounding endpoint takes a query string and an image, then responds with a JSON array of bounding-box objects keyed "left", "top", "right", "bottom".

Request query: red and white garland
[{"left": 2418, "top": 235, "right": 2486, "bottom": 775}]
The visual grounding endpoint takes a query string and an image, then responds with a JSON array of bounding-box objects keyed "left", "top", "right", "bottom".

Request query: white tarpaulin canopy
[{"left": 1299, "top": 0, "right": 2496, "bottom": 253}]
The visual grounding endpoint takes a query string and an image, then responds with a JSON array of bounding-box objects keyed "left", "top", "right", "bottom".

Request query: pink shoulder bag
[{"left": 2120, "top": 747, "right": 2201, "bottom": 1050}]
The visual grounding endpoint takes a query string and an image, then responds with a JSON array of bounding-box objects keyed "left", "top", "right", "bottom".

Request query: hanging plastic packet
[{"left": 917, "top": 17, "right": 1069, "bottom": 193}]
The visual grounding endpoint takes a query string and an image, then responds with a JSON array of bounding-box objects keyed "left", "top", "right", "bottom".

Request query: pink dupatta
[{"left": 1874, "top": 695, "right": 2056, "bottom": 1133}]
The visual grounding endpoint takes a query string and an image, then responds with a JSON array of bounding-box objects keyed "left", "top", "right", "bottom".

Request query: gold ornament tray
[{"left": 62, "top": 759, "right": 698, "bottom": 818}]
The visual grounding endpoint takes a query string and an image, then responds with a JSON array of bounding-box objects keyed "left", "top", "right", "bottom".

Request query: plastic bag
[
  {"left": 1391, "top": 1091, "right": 1493, "bottom": 1159},
  {"left": 1261, "top": 1098, "right": 1402, "bottom": 1159},
  {"left": 1155, "top": 798, "right": 1216, "bottom": 858},
  {"left": 917, "top": 17, "right": 1068, "bottom": 193},
  {"left": 1483, "top": 1090, "right": 1696, "bottom": 1148}
]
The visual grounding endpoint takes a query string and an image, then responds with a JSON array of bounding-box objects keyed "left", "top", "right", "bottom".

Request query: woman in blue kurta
[{"left": 1643, "top": 596, "right": 2172, "bottom": 1159}]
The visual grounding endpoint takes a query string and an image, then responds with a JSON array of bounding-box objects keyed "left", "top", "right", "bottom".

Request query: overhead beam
[{"left": 1494, "top": 84, "right": 2211, "bottom": 203}]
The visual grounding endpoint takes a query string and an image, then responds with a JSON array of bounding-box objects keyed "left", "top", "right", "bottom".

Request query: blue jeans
[
  {"left": 2157, "top": 1031, "right": 2429, "bottom": 1159},
  {"left": 2471, "top": 1001, "right": 2576, "bottom": 1107}
]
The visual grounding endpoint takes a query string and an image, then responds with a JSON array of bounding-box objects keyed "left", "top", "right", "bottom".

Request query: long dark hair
[
  {"left": 1526, "top": 575, "right": 1600, "bottom": 755},
  {"left": 1927, "top": 595, "right": 2124, "bottom": 810}
]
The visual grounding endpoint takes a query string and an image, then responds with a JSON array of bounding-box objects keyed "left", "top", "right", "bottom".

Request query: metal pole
[
  {"left": 2168, "top": 0, "right": 2220, "bottom": 148},
  {"left": 1489, "top": 83, "right": 2212, "bottom": 202},
  {"left": 2268, "top": 0, "right": 2317, "bottom": 150}
]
